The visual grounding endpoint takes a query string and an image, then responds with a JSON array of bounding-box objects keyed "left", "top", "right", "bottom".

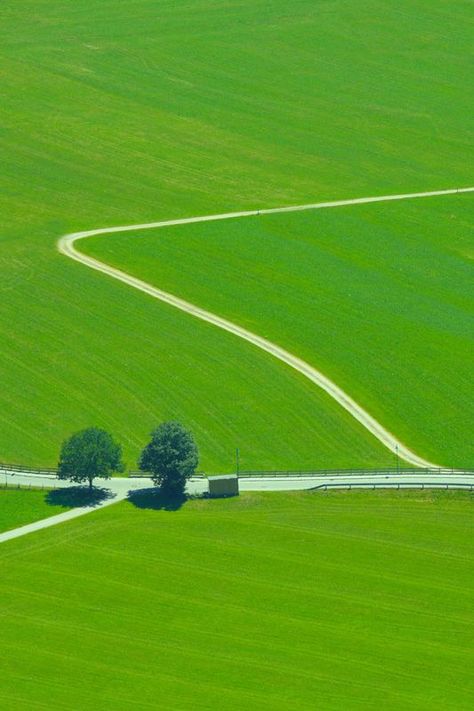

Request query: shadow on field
[
  {"left": 46, "top": 486, "right": 113, "bottom": 509},
  {"left": 127, "top": 488, "right": 187, "bottom": 512}
]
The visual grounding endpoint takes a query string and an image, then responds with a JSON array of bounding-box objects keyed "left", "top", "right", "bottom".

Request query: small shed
[{"left": 208, "top": 474, "right": 239, "bottom": 498}]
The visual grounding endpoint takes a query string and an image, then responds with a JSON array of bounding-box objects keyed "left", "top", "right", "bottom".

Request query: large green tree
[
  {"left": 139, "top": 422, "right": 199, "bottom": 495},
  {"left": 58, "top": 428, "right": 124, "bottom": 490}
]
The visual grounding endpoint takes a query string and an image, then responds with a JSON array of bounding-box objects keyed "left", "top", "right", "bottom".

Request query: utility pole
[{"left": 395, "top": 444, "right": 400, "bottom": 475}]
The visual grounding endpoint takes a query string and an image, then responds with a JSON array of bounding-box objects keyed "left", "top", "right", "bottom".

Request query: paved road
[
  {"left": 1, "top": 471, "right": 473, "bottom": 545},
  {"left": 58, "top": 186, "right": 474, "bottom": 469},
  {"left": 239, "top": 472, "right": 474, "bottom": 492}
]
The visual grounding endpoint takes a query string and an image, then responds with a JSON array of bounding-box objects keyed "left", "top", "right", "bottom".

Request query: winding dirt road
[{"left": 58, "top": 186, "right": 474, "bottom": 469}]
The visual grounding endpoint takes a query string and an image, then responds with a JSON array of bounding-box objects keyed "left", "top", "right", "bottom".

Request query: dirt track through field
[{"left": 58, "top": 186, "right": 474, "bottom": 468}]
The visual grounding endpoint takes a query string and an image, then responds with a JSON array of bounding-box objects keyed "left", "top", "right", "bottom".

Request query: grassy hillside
[
  {"left": 1, "top": 1, "right": 472, "bottom": 467},
  {"left": 0, "top": 490, "right": 473, "bottom": 709},
  {"left": 0, "top": 487, "right": 70, "bottom": 533},
  {"left": 83, "top": 194, "right": 474, "bottom": 468}
]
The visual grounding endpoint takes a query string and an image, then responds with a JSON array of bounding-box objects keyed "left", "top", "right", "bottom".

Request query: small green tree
[
  {"left": 58, "top": 427, "right": 124, "bottom": 490},
  {"left": 139, "top": 421, "right": 198, "bottom": 495}
]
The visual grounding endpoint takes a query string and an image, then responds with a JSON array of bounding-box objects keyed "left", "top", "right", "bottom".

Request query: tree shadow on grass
[
  {"left": 46, "top": 486, "right": 114, "bottom": 510},
  {"left": 127, "top": 488, "right": 190, "bottom": 512}
]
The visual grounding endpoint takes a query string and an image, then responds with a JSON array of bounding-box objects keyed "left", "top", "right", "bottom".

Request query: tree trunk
[{"left": 89, "top": 477, "right": 93, "bottom": 491}]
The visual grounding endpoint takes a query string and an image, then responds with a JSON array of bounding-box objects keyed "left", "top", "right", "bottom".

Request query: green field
[
  {"left": 0, "top": 487, "right": 70, "bottom": 533},
  {"left": 2, "top": 3, "right": 473, "bottom": 708},
  {"left": 0, "top": 490, "right": 473, "bottom": 709},
  {"left": 83, "top": 194, "right": 474, "bottom": 468},
  {"left": 1, "top": 1, "right": 473, "bottom": 469}
]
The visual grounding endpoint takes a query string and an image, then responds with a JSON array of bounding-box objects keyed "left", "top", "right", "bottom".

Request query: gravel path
[{"left": 57, "top": 186, "right": 474, "bottom": 469}]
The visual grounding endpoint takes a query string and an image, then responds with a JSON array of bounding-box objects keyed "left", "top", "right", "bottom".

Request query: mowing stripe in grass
[{"left": 58, "top": 186, "right": 474, "bottom": 469}]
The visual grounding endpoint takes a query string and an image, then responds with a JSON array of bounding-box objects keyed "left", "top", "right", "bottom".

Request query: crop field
[
  {"left": 0, "top": 490, "right": 473, "bottom": 710},
  {"left": 0, "top": 488, "right": 70, "bottom": 534},
  {"left": 1, "top": 1, "right": 473, "bottom": 469}
]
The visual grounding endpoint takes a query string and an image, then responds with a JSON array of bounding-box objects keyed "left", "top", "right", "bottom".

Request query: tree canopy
[
  {"left": 58, "top": 427, "right": 124, "bottom": 489},
  {"left": 139, "top": 421, "right": 198, "bottom": 495}
]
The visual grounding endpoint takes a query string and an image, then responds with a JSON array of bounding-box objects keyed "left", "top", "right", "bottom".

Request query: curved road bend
[
  {"left": 1, "top": 471, "right": 474, "bottom": 545},
  {"left": 58, "top": 186, "right": 474, "bottom": 470}
]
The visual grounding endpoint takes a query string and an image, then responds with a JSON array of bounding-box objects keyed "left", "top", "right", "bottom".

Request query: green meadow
[
  {"left": 1, "top": 0, "right": 473, "bottom": 468},
  {"left": 1, "top": 491, "right": 473, "bottom": 710},
  {"left": 84, "top": 194, "right": 474, "bottom": 468}
]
